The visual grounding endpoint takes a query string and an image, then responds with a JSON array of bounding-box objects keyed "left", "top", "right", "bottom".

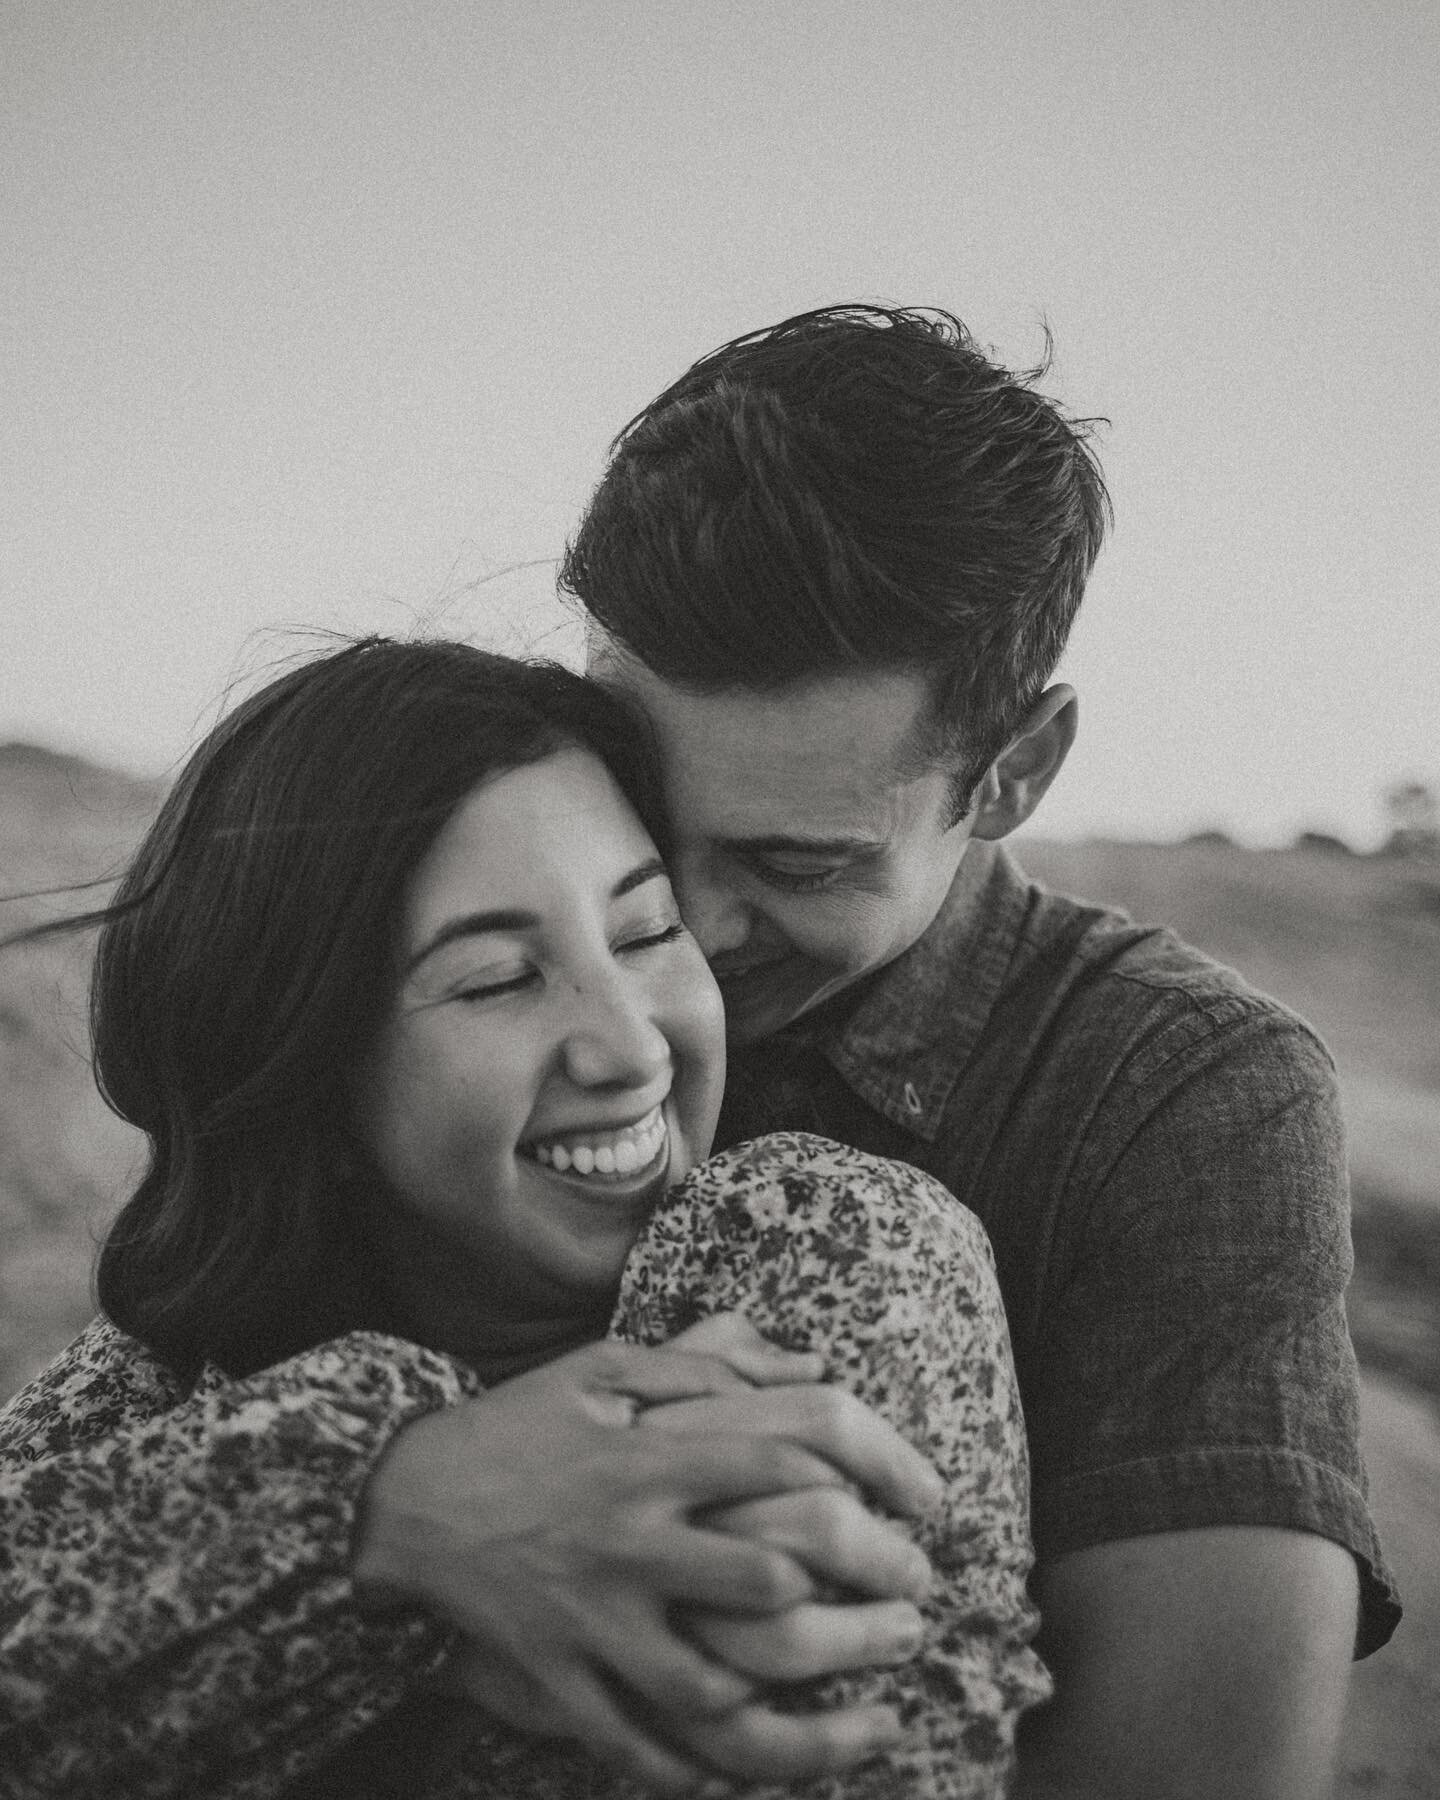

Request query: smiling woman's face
[{"left": 358, "top": 745, "right": 726, "bottom": 1357}]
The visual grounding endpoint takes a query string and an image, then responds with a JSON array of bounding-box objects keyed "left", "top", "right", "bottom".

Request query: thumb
[{"left": 666, "top": 1312, "right": 825, "bottom": 1386}]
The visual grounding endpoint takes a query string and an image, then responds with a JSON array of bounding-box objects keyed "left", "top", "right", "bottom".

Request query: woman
[{"left": 0, "top": 638, "right": 1047, "bottom": 1798}]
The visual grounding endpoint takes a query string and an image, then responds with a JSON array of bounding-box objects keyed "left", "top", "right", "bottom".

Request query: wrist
[{"left": 352, "top": 1408, "right": 452, "bottom": 1614}]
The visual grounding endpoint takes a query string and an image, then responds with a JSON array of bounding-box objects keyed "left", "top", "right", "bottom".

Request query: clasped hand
[{"left": 355, "top": 1313, "right": 942, "bottom": 1795}]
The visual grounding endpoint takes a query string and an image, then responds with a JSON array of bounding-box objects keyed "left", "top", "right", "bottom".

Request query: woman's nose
[{"left": 561, "top": 978, "right": 670, "bottom": 1088}]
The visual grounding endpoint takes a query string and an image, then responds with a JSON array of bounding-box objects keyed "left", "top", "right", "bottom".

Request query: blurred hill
[
  {"left": 1, "top": 753, "right": 1436, "bottom": 1793},
  {"left": 0, "top": 742, "right": 161, "bottom": 1399}
]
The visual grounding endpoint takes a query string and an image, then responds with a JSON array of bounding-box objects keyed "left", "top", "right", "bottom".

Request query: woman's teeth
[{"left": 530, "top": 1107, "right": 667, "bottom": 1180}]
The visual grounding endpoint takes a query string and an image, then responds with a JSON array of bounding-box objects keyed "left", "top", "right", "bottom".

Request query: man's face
[{"left": 593, "top": 647, "right": 977, "bottom": 1044}]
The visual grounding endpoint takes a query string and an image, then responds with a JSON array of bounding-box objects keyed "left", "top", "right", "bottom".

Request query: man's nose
[
  {"left": 561, "top": 975, "right": 670, "bottom": 1089},
  {"left": 671, "top": 851, "right": 750, "bottom": 961}
]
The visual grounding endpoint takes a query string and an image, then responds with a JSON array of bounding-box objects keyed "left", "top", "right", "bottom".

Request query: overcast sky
[{"left": 4, "top": 0, "right": 1436, "bottom": 845}]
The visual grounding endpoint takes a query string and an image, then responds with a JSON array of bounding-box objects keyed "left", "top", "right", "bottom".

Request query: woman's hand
[
  {"left": 353, "top": 1322, "right": 912, "bottom": 1794},
  {"left": 644, "top": 1313, "right": 938, "bottom": 1684}
]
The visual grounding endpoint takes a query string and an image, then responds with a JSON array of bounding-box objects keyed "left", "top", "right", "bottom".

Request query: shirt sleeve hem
[{"left": 1031, "top": 1443, "right": 1402, "bottom": 1658}]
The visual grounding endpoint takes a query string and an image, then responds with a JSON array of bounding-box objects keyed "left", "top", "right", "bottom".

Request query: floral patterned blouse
[{"left": 0, "top": 1135, "right": 1050, "bottom": 1799}]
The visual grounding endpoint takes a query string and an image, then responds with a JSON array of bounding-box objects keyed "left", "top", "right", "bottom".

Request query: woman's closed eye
[
  {"left": 455, "top": 964, "right": 538, "bottom": 1003},
  {"left": 450, "top": 923, "right": 685, "bottom": 1003},
  {"left": 617, "top": 920, "right": 688, "bottom": 954}
]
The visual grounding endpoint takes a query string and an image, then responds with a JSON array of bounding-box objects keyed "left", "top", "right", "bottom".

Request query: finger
[
  {"left": 666, "top": 1312, "right": 826, "bottom": 1387},
  {"left": 703, "top": 1489, "right": 933, "bottom": 1599},
  {"left": 685, "top": 1598, "right": 925, "bottom": 1680},
  {"left": 619, "top": 1514, "right": 817, "bottom": 1611},
  {"left": 440, "top": 1644, "right": 572, "bottom": 1737},
  {"left": 641, "top": 1386, "right": 945, "bottom": 1518},
  {"left": 574, "top": 1340, "right": 754, "bottom": 1407},
  {"left": 677, "top": 1697, "right": 904, "bottom": 1784},
  {"left": 576, "top": 1341, "right": 828, "bottom": 1417},
  {"left": 637, "top": 1429, "right": 851, "bottom": 1515},
  {"left": 532, "top": 1660, "right": 718, "bottom": 1798},
  {"left": 439, "top": 1584, "right": 751, "bottom": 1724},
  {"left": 586, "top": 1596, "right": 757, "bottom": 1717}
]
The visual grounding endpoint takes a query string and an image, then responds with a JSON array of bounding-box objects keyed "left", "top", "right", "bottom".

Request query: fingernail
[{"left": 885, "top": 1599, "right": 924, "bottom": 1649}]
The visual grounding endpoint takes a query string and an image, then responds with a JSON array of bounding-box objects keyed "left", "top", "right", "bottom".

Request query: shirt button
[{"left": 903, "top": 1081, "right": 923, "bottom": 1115}]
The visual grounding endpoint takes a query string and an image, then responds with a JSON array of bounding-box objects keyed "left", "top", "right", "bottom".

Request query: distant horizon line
[{"left": 3, "top": 733, "right": 1425, "bottom": 861}]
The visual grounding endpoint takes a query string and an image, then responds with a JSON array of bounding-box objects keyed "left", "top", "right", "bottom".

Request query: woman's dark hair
[
  {"left": 561, "top": 303, "right": 1111, "bottom": 821},
  {"left": 72, "top": 637, "right": 665, "bottom": 1379}
]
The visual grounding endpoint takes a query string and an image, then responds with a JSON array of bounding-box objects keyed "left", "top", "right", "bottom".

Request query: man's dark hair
[{"left": 561, "top": 303, "right": 1111, "bottom": 819}]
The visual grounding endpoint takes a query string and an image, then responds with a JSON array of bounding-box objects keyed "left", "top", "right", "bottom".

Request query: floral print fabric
[{"left": 1, "top": 1135, "right": 1047, "bottom": 1798}]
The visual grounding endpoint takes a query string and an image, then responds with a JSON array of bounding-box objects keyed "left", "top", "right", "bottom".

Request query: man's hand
[
  {"left": 1013, "top": 1526, "right": 1358, "bottom": 1799},
  {"left": 682, "top": 1488, "right": 931, "bottom": 1680},
  {"left": 354, "top": 1320, "right": 938, "bottom": 1794},
  {"left": 636, "top": 1320, "right": 940, "bottom": 1686}
]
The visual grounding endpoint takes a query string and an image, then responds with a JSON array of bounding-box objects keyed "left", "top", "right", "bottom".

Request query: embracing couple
[{"left": 0, "top": 306, "right": 1398, "bottom": 1800}]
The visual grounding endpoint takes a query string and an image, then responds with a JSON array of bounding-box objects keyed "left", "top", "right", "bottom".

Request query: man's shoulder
[
  {"left": 932, "top": 872, "right": 1346, "bottom": 1269},
  {"left": 965, "top": 875, "right": 1345, "bottom": 1215},
  {"left": 1003, "top": 868, "right": 1330, "bottom": 1076},
  {"left": 830, "top": 844, "right": 1334, "bottom": 1145}
]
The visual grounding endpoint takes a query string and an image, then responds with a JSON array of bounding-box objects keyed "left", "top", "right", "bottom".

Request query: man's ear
[{"left": 969, "top": 685, "right": 1078, "bottom": 841}]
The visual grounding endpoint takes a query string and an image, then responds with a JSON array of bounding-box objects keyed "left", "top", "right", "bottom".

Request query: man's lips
[{"left": 712, "top": 956, "right": 790, "bottom": 985}]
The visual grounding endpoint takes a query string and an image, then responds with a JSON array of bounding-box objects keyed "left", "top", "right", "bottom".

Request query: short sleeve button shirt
[{"left": 716, "top": 841, "right": 1400, "bottom": 1655}]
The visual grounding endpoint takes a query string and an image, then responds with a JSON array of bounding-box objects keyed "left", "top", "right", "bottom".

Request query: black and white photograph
[{"left": 2, "top": 5, "right": 1436, "bottom": 1795}]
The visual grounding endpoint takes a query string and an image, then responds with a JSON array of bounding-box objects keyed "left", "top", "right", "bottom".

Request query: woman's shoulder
[
  {"left": 694, "top": 1131, "right": 992, "bottom": 1251},
  {"left": 0, "top": 1315, "right": 185, "bottom": 1461},
  {"left": 648, "top": 1131, "right": 998, "bottom": 1321}
]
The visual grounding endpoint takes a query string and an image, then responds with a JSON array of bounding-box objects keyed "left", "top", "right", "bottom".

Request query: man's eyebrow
[
  {"left": 406, "top": 858, "right": 669, "bottom": 975},
  {"left": 721, "top": 833, "right": 882, "bottom": 857}
]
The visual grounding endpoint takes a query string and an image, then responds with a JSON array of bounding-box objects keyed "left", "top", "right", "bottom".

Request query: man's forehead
[{"left": 589, "top": 640, "right": 941, "bottom": 837}]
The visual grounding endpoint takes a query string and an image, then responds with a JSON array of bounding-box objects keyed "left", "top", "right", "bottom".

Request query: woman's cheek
[
  {"left": 662, "top": 953, "right": 727, "bottom": 1155},
  {"left": 672, "top": 947, "right": 726, "bottom": 1058}
]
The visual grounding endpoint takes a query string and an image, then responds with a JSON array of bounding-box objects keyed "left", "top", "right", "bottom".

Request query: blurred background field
[{"left": 2, "top": 743, "right": 1437, "bottom": 1795}]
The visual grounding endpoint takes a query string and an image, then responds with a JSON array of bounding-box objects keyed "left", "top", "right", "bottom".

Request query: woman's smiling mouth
[{"left": 523, "top": 1104, "right": 668, "bottom": 1181}]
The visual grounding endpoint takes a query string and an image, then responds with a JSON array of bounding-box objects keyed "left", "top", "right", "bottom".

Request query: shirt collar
[{"left": 819, "top": 840, "right": 1033, "bottom": 1142}]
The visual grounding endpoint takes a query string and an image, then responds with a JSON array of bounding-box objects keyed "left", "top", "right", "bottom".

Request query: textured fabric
[
  {"left": 0, "top": 1327, "right": 475, "bottom": 1798},
  {"left": 0, "top": 1135, "right": 1045, "bottom": 1798},
  {"left": 717, "top": 841, "right": 1401, "bottom": 1657}
]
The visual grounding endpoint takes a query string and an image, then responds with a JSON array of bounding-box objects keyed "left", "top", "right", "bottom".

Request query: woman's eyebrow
[
  {"left": 407, "top": 858, "right": 670, "bottom": 974},
  {"left": 612, "top": 857, "right": 669, "bottom": 898},
  {"left": 406, "top": 909, "right": 537, "bottom": 974}
]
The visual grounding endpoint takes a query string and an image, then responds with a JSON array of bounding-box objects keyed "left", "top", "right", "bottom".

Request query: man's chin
[{"left": 723, "top": 1005, "right": 788, "bottom": 1047}]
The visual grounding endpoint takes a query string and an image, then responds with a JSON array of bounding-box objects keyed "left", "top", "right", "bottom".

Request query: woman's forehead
[{"left": 403, "top": 747, "right": 657, "bottom": 934}]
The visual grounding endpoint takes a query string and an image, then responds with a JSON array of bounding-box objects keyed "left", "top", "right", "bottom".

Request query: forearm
[
  {"left": 1011, "top": 1528, "right": 1357, "bottom": 1800},
  {"left": 0, "top": 1328, "right": 473, "bottom": 1799},
  {"left": 1013, "top": 1707, "right": 1347, "bottom": 1800}
]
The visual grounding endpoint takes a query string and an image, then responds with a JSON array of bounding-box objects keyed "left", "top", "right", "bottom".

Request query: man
[
  {"left": 11, "top": 308, "right": 1390, "bottom": 1800},
  {"left": 558, "top": 303, "right": 1399, "bottom": 1797}
]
